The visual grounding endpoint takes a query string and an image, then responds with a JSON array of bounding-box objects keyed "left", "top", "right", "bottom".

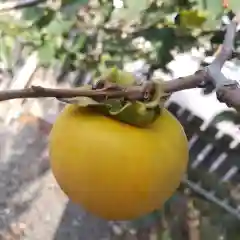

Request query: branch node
[{"left": 31, "top": 85, "right": 45, "bottom": 92}]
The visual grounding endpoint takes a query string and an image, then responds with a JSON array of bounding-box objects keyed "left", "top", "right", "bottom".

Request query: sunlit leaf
[
  {"left": 178, "top": 9, "right": 208, "bottom": 28},
  {"left": 0, "top": 19, "right": 30, "bottom": 36}
]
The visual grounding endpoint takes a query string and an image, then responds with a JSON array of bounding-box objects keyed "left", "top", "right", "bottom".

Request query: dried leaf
[{"left": 58, "top": 96, "right": 105, "bottom": 106}]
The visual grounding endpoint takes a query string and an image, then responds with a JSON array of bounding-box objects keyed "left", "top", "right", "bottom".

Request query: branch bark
[
  {"left": 207, "top": 14, "right": 240, "bottom": 110},
  {"left": 0, "top": 17, "right": 239, "bottom": 111},
  {"left": 0, "top": 71, "right": 207, "bottom": 102},
  {"left": 0, "top": 85, "right": 147, "bottom": 101}
]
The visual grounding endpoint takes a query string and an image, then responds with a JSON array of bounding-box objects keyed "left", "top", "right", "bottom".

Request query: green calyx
[{"left": 59, "top": 67, "right": 170, "bottom": 128}]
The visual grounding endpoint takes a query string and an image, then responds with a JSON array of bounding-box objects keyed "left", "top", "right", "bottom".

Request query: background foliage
[{"left": 1, "top": 0, "right": 239, "bottom": 85}]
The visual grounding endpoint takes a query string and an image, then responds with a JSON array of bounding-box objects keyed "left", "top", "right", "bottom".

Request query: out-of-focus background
[{"left": 0, "top": 0, "right": 240, "bottom": 239}]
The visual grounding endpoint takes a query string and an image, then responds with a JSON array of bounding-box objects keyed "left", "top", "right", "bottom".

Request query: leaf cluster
[{"left": 0, "top": 0, "right": 234, "bottom": 83}]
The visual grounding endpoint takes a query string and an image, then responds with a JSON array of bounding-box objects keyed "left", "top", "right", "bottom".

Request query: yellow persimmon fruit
[{"left": 49, "top": 104, "right": 189, "bottom": 220}]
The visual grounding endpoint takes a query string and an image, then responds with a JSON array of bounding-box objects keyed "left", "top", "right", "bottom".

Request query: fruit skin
[{"left": 49, "top": 105, "right": 189, "bottom": 220}]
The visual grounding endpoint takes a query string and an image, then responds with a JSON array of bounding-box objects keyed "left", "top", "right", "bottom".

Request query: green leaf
[
  {"left": 108, "top": 100, "right": 160, "bottom": 127},
  {"left": 22, "top": 6, "right": 45, "bottom": 22},
  {"left": 37, "top": 42, "right": 56, "bottom": 65},
  {"left": 101, "top": 67, "right": 136, "bottom": 86},
  {"left": 44, "top": 16, "right": 74, "bottom": 36},
  {"left": 70, "top": 35, "right": 87, "bottom": 53},
  {"left": 139, "top": 26, "right": 175, "bottom": 42},
  {"left": 178, "top": 9, "right": 208, "bottom": 28},
  {"left": 60, "top": 0, "right": 89, "bottom": 18},
  {"left": 112, "top": 0, "right": 148, "bottom": 21},
  {"left": 138, "top": 27, "right": 176, "bottom": 70},
  {"left": 58, "top": 93, "right": 160, "bottom": 128},
  {"left": 56, "top": 68, "right": 164, "bottom": 127},
  {"left": 22, "top": 7, "right": 56, "bottom": 29},
  {"left": 0, "top": 19, "right": 29, "bottom": 36}
]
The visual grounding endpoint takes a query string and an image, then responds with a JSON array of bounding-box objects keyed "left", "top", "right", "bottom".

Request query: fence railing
[{"left": 167, "top": 101, "right": 240, "bottom": 220}]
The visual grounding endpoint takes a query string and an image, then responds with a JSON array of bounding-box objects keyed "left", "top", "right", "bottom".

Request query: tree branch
[
  {"left": 0, "top": 70, "right": 208, "bottom": 102},
  {"left": 0, "top": 16, "right": 240, "bottom": 111},
  {"left": 206, "top": 13, "right": 240, "bottom": 110},
  {"left": 0, "top": 85, "right": 148, "bottom": 102}
]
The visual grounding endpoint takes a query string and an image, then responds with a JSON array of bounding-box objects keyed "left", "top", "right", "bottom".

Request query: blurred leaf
[
  {"left": 161, "top": 228, "right": 172, "bottom": 240},
  {"left": 24, "top": 29, "right": 43, "bottom": 46},
  {"left": 37, "top": 42, "right": 56, "bottom": 65},
  {"left": 71, "top": 35, "right": 87, "bottom": 52},
  {"left": 59, "top": 68, "right": 162, "bottom": 127},
  {"left": 22, "top": 6, "right": 45, "bottom": 22},
  {"left": 107, "top": 100, "right": 160, "bottom": 127},
  {"left": 138, "top": 26, "right": 175, "bottom": 42},
  {"left": 113, "top": 0, "right": 148, "bottom": 21},
  {"left": 0, "top": 35, "right": 14, "bottom": 68},
  {"left": 101, "top": 67, "right": 136, "bottom": 86},
  {"left": 44, "top": 16, "right": 74, "bottom": 36},
  {"left": 60, "top": 0, "right": 88, "bottom": 18},
  {"left": 61, "top": 0, "right": 88, "bottom": 7},
  {"left": 200, "top": 217, "right": 222, "bottom": 240},
  {"left": 175, "top": 34, "right": 198, "bottom": 52},
  {"left": 178, "top": 9, "right": 208, "bottom": 28},
  {"left": 201, "top": 171, "right": 219, "bottom": 191},
  {"left": 0, "top": 19, "right": 29, "bottom": 36},
  {"left": 59, "top": 94, "right": 160, "bottom": 127},
  {"left": 22, "top": 7, "right": 56, "bottom": 29},
  {"left": 209, "top": 110, "right": 240, "bottom": 126},
  {"left": 215, "top": 181, "right": 231, "bottom": 199},
  {"left": 222, "top": 213, "right": 240, "bottom": 239},
  {"left": 198, "top": 0, "right": 223, "bottom": 15}
]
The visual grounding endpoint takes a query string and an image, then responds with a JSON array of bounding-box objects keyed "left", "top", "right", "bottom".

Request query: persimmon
[{"left": 49, "top": 103, "right": 188, "bottom": 220}]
